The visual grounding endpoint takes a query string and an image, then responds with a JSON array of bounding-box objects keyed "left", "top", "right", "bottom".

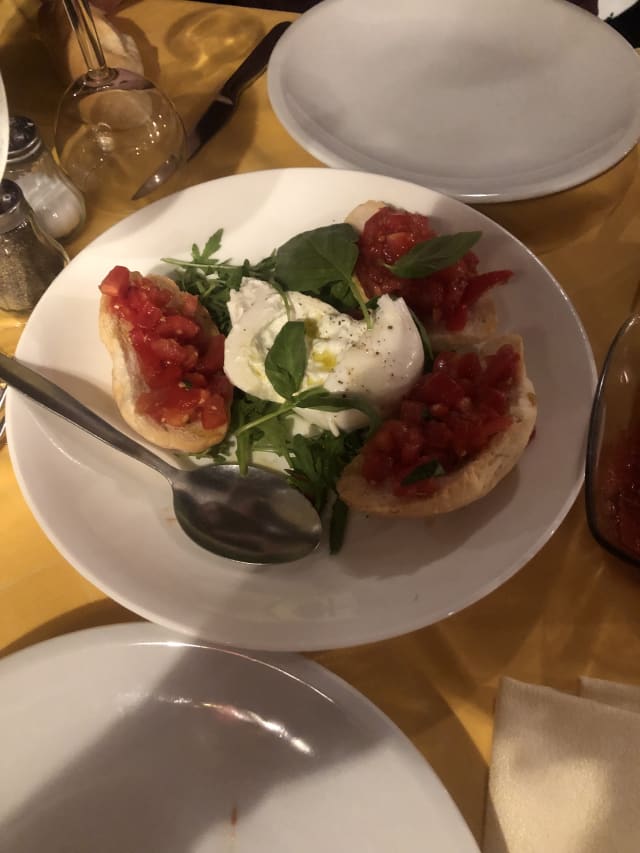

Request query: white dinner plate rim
[
  {"left": 267, "top": 0, "right": 640, "bottom": 202},
  {"left": 7, "top": 167, "right": 596, "bottom": 651},
  {"left": 0, "top": 72, "right": 8, "bottom": 179},
  {"left": 0, "top": 621, "right": 480, "bottom": 852}
]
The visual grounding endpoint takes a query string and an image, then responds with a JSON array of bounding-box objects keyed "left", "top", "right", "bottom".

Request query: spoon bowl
[
  {"left": 586, "top": 313, "right": 640, "bottom": 567},
  {"left": 170, "top": 463, "right": 321, "bottom": 564},
  {"left": 0, "top": 353, "right": 322, "bottom": 564}
]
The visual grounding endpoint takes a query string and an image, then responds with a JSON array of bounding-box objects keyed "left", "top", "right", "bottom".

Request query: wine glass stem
[{"left": 62, "top": 0, "right": 109, "bottom": 76}]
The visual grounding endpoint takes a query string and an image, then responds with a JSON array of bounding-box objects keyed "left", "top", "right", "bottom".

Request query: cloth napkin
[{"left": 483, "top": 677, "right": 640, "bottom": 853}]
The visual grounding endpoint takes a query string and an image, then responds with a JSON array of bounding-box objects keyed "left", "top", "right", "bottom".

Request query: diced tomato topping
[
  {"left": 99, "top": 265, "right": 230, "bottom": 432},
  {"left": 155, "top": 314, "right": 201, "bottom": 339},
  {"left": 197, "top": 334, "right": 225, "bottom": 374},
  {"left": 98, "top": 265, "right": 130, "bottom": 297},
  {"left": 360, "top": 344, "right": 521, "bottom": 497},
  {"left": 361, "top": 448, "right": 395, "bottom": 484},
  {"left": 201, "top": 394, "right": 228, "bottom": 430},
  {"left": 412, "top": 372, "right": 466, "bottom": 407},
  {"left": 399, "top": 399, "right": 428, "bottom": 425},
  {"left": 181, "top": 292, "right": 199, "bottom": 317},
  {"left": 354, "top": 206, "right": 512, "bottom": 332}
]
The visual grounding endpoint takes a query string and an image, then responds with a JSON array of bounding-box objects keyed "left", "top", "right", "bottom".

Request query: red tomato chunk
[
  {"left": 354, "top": 206, "right": 512, "bottom": 332},
  {"left": 99, "top": 266, "right": 232, "bottom": 429},
  {"left": 361, "top": 345, "right": 519, "bottom": 497}
]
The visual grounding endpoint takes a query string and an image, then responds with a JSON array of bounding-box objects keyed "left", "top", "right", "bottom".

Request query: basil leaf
[
  {"left": 401, "top": 459, "right": 446, "bottom": 486},
  {"left": 294, "top": 387, "right": 382, "bottom": 435},
  {"left": 329, "top": 498, "right": 349, "bottom": 555},
  {"left": 265, "top": 321, "right": 308, "bottom": 400},
  {"left": 275, "top": 224, "right": 359, "bottom": 293},
  {"left": 408, "top": 307, "right": 433, "bottom": 372},
  {"left": 386, "top": 231, "right": 482, "bottom": 279}
]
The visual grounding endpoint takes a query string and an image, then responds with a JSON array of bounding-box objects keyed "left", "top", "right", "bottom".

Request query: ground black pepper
[{"left": 0, "top": 179, "right": 67, "bottom": 313}]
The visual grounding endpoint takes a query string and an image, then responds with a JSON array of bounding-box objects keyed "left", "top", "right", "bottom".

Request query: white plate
[
  {"left": 600, "top": 0, "right": 636, "bottom": 19},
  {"left": 0, "top": 72, "right": 8, "bottom": 177},
  {"left": 267, "top": 0, "right": 640, "bottom": 202},
  {"left": 0, "top": 623, "right": 479, "bottom": 852},
  {"left": 7, "top": 168, "right": 596, "bottom": 651}
]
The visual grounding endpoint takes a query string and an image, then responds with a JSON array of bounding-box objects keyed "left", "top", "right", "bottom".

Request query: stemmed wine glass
[{"left": 54, "top": 0, "right": 187, "bottom": 210}]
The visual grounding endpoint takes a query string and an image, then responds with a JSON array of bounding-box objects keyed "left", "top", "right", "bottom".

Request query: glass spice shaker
[
  {"left": 0, "top": 179, "right": 68, "bottom": 313},
  {"left": 4, "top": 116, "right": 86, "bottom": 243}
]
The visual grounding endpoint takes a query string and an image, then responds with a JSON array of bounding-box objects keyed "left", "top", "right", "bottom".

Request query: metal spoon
[{"left": 0, "top": 353, "right": 321, "bottom": 564}]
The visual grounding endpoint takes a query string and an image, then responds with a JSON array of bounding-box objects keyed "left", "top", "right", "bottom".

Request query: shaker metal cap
[
  {"left": 0, "top": 178, "right": 28, "bottom": 233},
  {"left": 7, "top": 116, "right": 42, "bottom": 162}
]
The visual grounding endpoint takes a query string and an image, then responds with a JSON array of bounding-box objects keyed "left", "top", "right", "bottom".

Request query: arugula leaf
[
  {"left": 232, "top": 395, "right": 285, "bottom": 474},
  {"left": 365, "top": 295, "right": 381, "bottom": 311},
  {"left": 401, "top": 459, "right": 446, "bottom": 486},
  {"left": 408, "top": 307, "right": 434, "bottom": 373},
  {"left": 285, "top": 430, "right": 365, "bottom": 514},
  {"left": 204, "top": 393, "right": 281, "bottom": 471},
  {"left": 222, "top": 398, "right": 362, "bottom": 554},
  {"left": 294, "top": 387, "right": 381, "bottom": 436},
  {"left": 234, "top": 387, "right": 381, "bottom": 440},
  {"left": 329, "top": 498, "right": 349, "bottom": 555},
  {"left": 200, "top": 230, "right": 223, "bottom": 261},
  {"left": 386, "top": 232, "right": 481, "bottom": 279},
  {"left": 265, "top": 321, "right": 308, "bottom": 400},
  {"left": 162, "top": 231, "right": 277, "bottom": 335}
]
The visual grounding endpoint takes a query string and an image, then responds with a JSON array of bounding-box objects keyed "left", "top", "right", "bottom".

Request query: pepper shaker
[
  {"left": 0, "top": 179, "right": 68, "bottom": 313},
  {"left": 4, "top": 116, "right": 86, "bottom": 243}
]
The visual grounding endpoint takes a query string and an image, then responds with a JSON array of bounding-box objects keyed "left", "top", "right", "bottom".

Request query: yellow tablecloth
[{"left": 2, "top": 1, "right": 640, "bottom": 842}]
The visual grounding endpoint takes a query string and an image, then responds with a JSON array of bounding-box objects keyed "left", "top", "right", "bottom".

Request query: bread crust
[
  {"left": 345, "top": 200, "right": 498, "bottom": 343},
  {"left": 99, "top": 273, "right": 229, "bottom": 454},
  {"left": 337, "top": 335, "right": 536, "bottom": 518}
]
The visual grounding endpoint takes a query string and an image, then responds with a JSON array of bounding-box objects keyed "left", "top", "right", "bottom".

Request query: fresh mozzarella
[{"left": 224, "top": 277, "right": 424, "bottom": 434}]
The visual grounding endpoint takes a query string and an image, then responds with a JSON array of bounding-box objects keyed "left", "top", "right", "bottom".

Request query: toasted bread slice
[
  {"left": 345, "top": 200, "right": 387, "bottom": 232},
  {"left": 337, "top": 335, "right": 536, "bottom": 518},
  {"left": 99, "top": 273, "right": 229, "bottom": 453},
  {"left": 346, "top": 200, "right": 499, "bottom": 344}
]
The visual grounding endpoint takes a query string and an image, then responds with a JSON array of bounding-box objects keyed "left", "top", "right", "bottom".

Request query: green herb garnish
[
  {"left": 163, "top": 220, "right": 484, "bottom": 554},
  {"left": 274, "top": 224, "right": 372, "bottom": 327},
  {"left": 265, "top": 321, "right": 308, "bottom": 400},
  {"left": 234, "top": 388, "right": 380, "bottom": 440},
  {"left": 285, "top": 431, "right": 365, "bottom": 553},
  {"left": 401, "top": 460, "right": 446, "bottom": 486},
  {"left": 329, "top": 497, "right": 349, "bottom": 555},
  {"left": 162, "top": 233, "right": 276, "bottom": 335},
  {"left": 407, "top": 307, "right": 434, "bottom": 373},
  {"left": 386, "top": 231, "right": 481, "bottom": 279}
]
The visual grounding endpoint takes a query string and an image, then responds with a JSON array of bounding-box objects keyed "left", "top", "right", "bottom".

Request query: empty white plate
[
  {"left": 268, "top": 0, "right": 640, "bottom": 201},
  {"left": 0, "top": 623, "right": 479, "bottom": 852}
]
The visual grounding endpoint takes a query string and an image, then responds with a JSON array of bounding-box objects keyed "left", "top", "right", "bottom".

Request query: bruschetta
[
  {"left": 99, "top": 266, "right": 232, "bottom": 453},
  {"left": 346, "top": 200, "right": 511, "bottom": 348},
  {"left": 337, "top": 334, "right": 536, "bottom": 517}
]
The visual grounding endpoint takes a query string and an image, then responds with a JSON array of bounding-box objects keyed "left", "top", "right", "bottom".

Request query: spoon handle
[{"left": 0, "top": 353, "right": 175, "bottom": 481}]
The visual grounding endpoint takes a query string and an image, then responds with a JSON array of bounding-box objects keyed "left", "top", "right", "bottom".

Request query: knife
[{"left": 132, "top": 20, "right": 291, "bottom": 201}]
